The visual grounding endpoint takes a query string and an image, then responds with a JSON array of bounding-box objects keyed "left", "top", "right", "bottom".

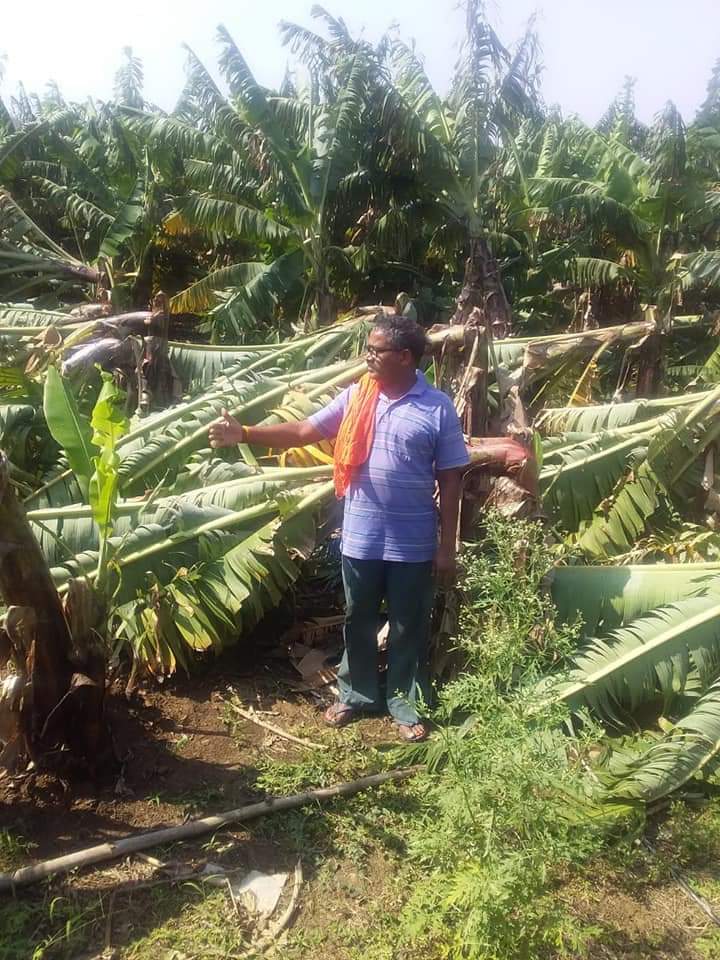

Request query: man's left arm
[
  {"left": 435, "top": 468, "right": 464, "bottom": 586},
  {"left": 434, "top": 399, "right": 471, "bottom": 586}
]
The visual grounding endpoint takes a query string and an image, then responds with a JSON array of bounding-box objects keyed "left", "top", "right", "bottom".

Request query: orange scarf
[{"left": 333, "top": 374, "right": 380, "bottom": 497}]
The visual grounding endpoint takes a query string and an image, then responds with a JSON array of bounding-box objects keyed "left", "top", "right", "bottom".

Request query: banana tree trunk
[
  {"left": 636, "top": 332, "right": 663, "bottom": 398},
  {"left": 303, "top": 286, "right": 338, "bottom": 333},
  {"left": 132, "top": 242, "right": 156, "bottom": 308},
  {"left": 455, "top": 315, "right": 489, "bottom": 437},
  {"left": 0, "top": 453, "right": 108, "bottom": 772},
  {"left": 451, "top": 235, "right": 513, "bottom": 338},
  {"left": 0, "top": 453, "right": 72, "bottom": 752},
  {"left": 139, "top": 292, "right": 180, "bottom": 413},
  {"left": 317, "top": 285, "right": 337, "bottom": 328},
  {"left": 303, "top": 249, "right": 337, "bottom": 331}
]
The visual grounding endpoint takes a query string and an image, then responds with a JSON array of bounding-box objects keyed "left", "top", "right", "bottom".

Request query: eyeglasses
[{"left": 366, "top": 346, "right": 402, "bottom": 359}]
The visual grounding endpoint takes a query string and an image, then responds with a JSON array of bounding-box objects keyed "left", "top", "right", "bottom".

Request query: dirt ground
[
  {"left": 1, "top": 652, "right": 719, "bottom": 959},
  {"left": 0, "top": 648, "right": 397, "bottom": 852}
]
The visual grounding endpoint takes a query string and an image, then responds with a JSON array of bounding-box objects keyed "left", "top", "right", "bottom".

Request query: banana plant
[
  {"left": 540, "top": 419, "right": 657, "bottom": 533},
  {"left": 27, "top": 358, "right": 339, "bottom": 676},
  {"left": 539, "top": 384, "right": 720, "bottom": 552},
  {"left": 0, "top": 57, "right": 175, "bottom": 308},
  {"left": 577, "top": 387, "right": 720, "bottom": 559},
  {"left": 0, "top": 190, "right": 100, "bottom": 299},
  {"left": 537, "top": 390, "right": 709, "bottom": 437},
  {"left": 20, "top": 345, "right": 358, "bottom": 674},
  {"left": 136, "top": 23, "right": 372, "bottom": 335},
  {"left": 51, "top": 476, "right": 333, "bottom": 678}
]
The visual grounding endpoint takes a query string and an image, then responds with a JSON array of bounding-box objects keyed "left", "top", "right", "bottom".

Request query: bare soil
[{"left": 0, "top": 650, "right": 395, "bottom": 854}]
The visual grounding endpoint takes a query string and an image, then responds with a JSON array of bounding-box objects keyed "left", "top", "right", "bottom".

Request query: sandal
[
  {"left": 395, "top": 722, "right": 428, "bottom": 743},
  {"left": 323, "top": 703, "right": 356, "bottom": 728}
]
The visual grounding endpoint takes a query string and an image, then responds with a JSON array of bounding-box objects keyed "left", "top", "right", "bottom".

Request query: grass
[
  {"left": 3, "top": 774, "right": 720, "bottom": 959},
  {"left": 121, "top": 886, "right": 251, "bottom": 959},
  {"left": 0, "top": 827, "right": 35, "bottom": 871},
  {"left": 657, "top": 798, "right": 720, "bottom": 958},
  {"left": 0, "top": 883, "right": 257, "bottom": 960},
  {"left": 0, "top": 890, "right": 106, "bottom": 960}
]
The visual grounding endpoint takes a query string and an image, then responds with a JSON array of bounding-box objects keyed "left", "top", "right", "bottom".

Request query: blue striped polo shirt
[{"left": 308, "top": 371, "right": 469, "bottom": 562}]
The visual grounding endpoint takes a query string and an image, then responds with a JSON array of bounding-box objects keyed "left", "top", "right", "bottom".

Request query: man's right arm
[
  {"left": 209, "top": 411, "right": 324, "bottom": 450},
  {"left": 209, "top": 387, "right": 349, "bottom": 451}
]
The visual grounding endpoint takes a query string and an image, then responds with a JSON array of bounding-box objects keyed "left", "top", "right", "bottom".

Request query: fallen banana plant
[
  {"left": 537, "top": 390, "right": 710, "bottom": 437},
  {"left": 57, "top": 480, "right": 334, "bottom": 678},
  {"left": 577, "top": 389, "right": 720, "bottom": 559},
  {"left": 540, "top": 590, "right": 720, "bottom": 723},
  {"left": 539, "top": 385, "right": 720, "bottom": 555},
  {"left": 608, "top": 681, "right": 720, "bottom": 801}
]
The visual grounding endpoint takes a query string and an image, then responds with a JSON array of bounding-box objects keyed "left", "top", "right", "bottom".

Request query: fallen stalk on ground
[
  {"left": 0, "top": 766, "right": 423, "bottom": 892},
  {"left": 225, "top": 687, "right": 329, "bottom": 750}
]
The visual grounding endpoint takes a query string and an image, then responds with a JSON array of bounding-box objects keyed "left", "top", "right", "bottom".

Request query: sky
[{"left": 2, "top": 0, "right": 719, "bottom": 125}]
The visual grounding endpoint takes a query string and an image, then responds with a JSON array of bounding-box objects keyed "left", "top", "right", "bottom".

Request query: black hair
[{"left": 371, "top": 315, "right": 428, "bottom": 363}]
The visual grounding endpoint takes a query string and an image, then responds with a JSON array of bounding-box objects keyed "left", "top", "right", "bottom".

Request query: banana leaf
[
  {"left": 53, "top": 481, "right": 332, "bottom": 674},
  {"left": 609, "top": 681, "right": 720, "bottom": 801},
  {"left": 117, "top": 376, "right": 286, "bottom": 494},
  {"left": 542, "top": 592, "right": 720, "bottom": 723},
  {"left": 168, "top": 343, "right": 263, "bottom": 391},
  {"left": 537, "top": 391, "right": 707, "bottom": 436},
  {"left": 43, "top": 365, "right": 94, "bottom": 499},
  {"left": 540, "top": 429, "right": 651, "bottom": 532},
  {"left": 550, "top": 563, "right": 720, "bottom": 636},
  {"left": 0, "top": 403, "right": 44, "bottom": 471},
  {"left": 578, "top": 391, "right": 720, "bottom": 559},
  {"left": 29, "top": 468, "right": 332, "bottom": 565},
  {"left": 0, "top": 303, "right": 75, "bottom": 329}
]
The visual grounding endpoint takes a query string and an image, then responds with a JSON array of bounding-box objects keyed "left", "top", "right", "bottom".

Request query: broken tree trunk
[
  {"left": 455, "top": 313, "right": 489, "bottom": 438},
  {"left": 139, "top": 292, "right": 180, "bottom": 413},
  {"left": 451, "top": 235, "right": 513, "bottom": 338},
  {"left": 636, "top": 331, "right": 663, "bottom": 398}
]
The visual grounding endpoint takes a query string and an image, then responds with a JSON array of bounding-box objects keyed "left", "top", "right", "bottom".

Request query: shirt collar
[
  {"left": 408, "top": 370, "right": 429, "bottom": 396},
  {"left": 380, "top": 370, "right": 428, "bottom": 403}
]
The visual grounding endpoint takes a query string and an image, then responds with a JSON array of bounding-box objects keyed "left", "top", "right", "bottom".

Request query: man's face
[{"left": 365, "top": 329, "right": 413, "bottom": 383}]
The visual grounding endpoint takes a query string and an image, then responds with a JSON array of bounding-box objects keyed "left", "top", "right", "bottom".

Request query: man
[{"left": 209, "top": 316, "right": 469, "bottom": 742}]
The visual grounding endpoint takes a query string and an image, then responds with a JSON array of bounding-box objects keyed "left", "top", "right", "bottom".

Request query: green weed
[
  {"left": 391, "top": 513, "right": 623, "bottom": 959},
  {"left": 698, "top": 928, "right": 720, "bottom": 959},
  {"left": 255, "top": 746, "right": 342, "bottom": 796},
  {"left": 0, "top": 892, "right": 105, "bottom": 960},
  {"left": 658, "top": 798, "right": 720, "bottom": 867},
  {"left": 0, "top": 828, "right": 35, "bottom": 870}
]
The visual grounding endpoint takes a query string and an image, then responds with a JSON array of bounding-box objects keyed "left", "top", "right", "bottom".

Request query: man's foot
[
  {"left": 323, "top": 703, "right": 356, "bottom": 728},
  {"left": 395, "top": 721, "right": 428, "bottom": 743}
]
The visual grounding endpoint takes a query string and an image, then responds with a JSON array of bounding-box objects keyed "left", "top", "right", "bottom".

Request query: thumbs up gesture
[{"left": 209, "top": 408, "right": 245, "bottom": 449}]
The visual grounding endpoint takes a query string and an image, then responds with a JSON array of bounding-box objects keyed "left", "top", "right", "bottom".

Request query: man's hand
[
  {"left": 433, "top": 543, "right": 458, "bottom": 588},
  {"left": 209, "top": 408, "right": 245, "bottom": 449}
]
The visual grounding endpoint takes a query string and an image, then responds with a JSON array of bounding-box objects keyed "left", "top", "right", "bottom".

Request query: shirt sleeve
[
  {"left": 435, "top": 398, "right": 470, "bottom": 470},
  {"left": 307, "top": 386, "right": 351, "bottom": 440}
]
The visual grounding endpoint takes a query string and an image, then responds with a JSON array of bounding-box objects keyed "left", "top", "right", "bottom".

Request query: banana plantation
[{"left": 2, "top": 2, "right": 720, "bottom": 957}]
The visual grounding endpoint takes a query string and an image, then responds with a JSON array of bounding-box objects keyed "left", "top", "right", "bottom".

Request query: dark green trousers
[{"left": 337, "top": 556, "right": 435, "bottom": 725}]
